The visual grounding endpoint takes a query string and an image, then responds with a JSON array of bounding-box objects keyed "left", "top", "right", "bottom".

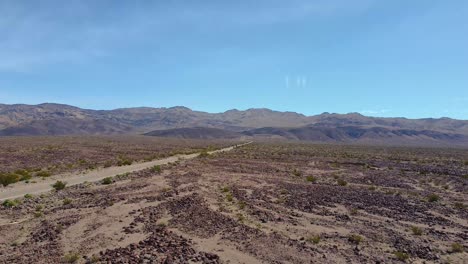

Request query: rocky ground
[{"left": 0, "top": 142, "right": 467, "bottom": 263}]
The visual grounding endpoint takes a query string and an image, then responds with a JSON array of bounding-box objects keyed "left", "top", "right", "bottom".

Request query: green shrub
[
  {"left": 337, "top": 179, "right": 348, "bottom": 186},
  {"left": 150, "top": 165, "right": 162, "bottom": 173},
  {"left": 454, "top": 202, "right": 466, "bottom": 209},
  {"left": 238, "top": 201, "right": 246, "bottom": 209},
  {"left": 307, "top": 235, "right": 321, "bottom": 244},
  {"left": 226, "top": 193, "right": 233, "bottom": 202},
  {"left": 221, "top": 186, "right": 230, "bottom": 193},
  {"left": 451, "top": 243, "right": 464, "bottom": 253},
  {"left": 24, "top": 194, "right": 33, "bottom": 199},
  {"left": 14, "top": 169, "right": 32, "bottom": 181},
  {"left": 101, "top": 177, "right": 113, "bottom": 185},
  {"left": 394, "top": 251, "right": 409, "bottom": 261},
  {"left": 63, "top": 198, "right": 72, "bottom": 205},
  {"left": 348, "top": 234, "right": 363, "bottom": 244},
  {"left": 36, "top": 170, "right": 51, "bottom": 177},
  {"left": 427, "top": 193, "right": 440, "bottom": 202},
  {"left": 2, "top": 199, "right": 19, "bottom": 208},
  {"left": 411, "top": 226, "right": 423, "bottom": 236},
  {"left": 63, "top": 252, "right": 80, "bottom": 263},
  {"left": 117, "top": 158, "right": 133, "bottom": 166},
  {"left": 52, "top": 181, "right": 67, "bottom": 191},
  {"left": 306, "top": 176, "right": 317, "bottom": 183},
  {"left": 0, "top": 173, "right": 20, "bottom": 186}
]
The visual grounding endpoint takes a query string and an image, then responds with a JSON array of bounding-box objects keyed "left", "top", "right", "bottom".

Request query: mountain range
[{"left": 1, "top": 103, "right": 467, "bottom": 146}]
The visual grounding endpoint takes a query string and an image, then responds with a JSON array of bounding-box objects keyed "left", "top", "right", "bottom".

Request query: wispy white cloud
[{"left": 0, "top": 0, "right": 377, "bottom": 72}]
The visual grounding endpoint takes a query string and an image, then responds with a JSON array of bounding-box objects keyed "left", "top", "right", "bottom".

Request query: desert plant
[
  {"left": 198, "top": 150, "right": 210, "bottom": 158},
  {"left": 306, "top": 175, "right": 317, "bottom": 183},
  {"left": 454, "top": 202, "right": 466, "bottom": 209},
  {"left": 63, "top": 198, "right": 72, "bottom": 205},
  {"left": 0, "top": 173, "right": 20, "bottom": 187},
  {"left": 307, "top": 235, "right": 321, "bottom": 244},
  {"left": 226, "top": 193, "right": 233, "bottom": 202},
  {"left": 103, "top": 161, "right": 113, "bottom": 168},
  {"left": 63, "top": 252, "right": 80, "bottom": 263},
  {"left": 394, "top": 251, "right": 409, "bottom": 261},
  {"left": 101, "top": 177, "right": 113, "bottom": 185},
  {"left": 427, "top": 193, "right": 440, "bottom": 202},
  {"left": 451, "top": 243, "right": 464, "bottom": 253},
  {"left": 221, "top": 186, "right": 230, "bottom": 193},
  {"left": 14, "top": 169, "right": 32, "bottom": 181},
  {"left": 238, "top": 201, "right": 246, "bottom": 209},
  {"left": 292, "top": 169, "right": 302, "bottom": 177},
  {"left": 117, "top": 158, "right": 133, "bottom": 166},
  {"left": 52, "top": 181, "right": 67, "bottom": 191},
  {"left": 337, "top": 179, "right": 348, "bottom": 186},
  {"left": 24, "top": 193, "right": 33, "bottom": 199},
  {"left": 2, "top": 199, "right": 19, "bottom": 208},
  {"left": 36, "top": 170, "right": 51, "bottom": 177},
  {"left": 411, "top": 226, "right": 423, "bottom": 236},
  {"left": 348, "top": 234, "right": 363, "bottom": 244},
  {"left": 151, "top": 165, "right": 162, "bottom": 173}
]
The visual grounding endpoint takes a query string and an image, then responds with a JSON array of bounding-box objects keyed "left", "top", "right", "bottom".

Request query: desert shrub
[
  {"left": 306, "top": 176, "right": 317, "bottom": 183},
  {"left": 34, "top": 211, "right": 43, "bottom": 218},
  {"left": 307, "top": 235, "right": 321, "bottom": 244},
  {"left": 101, "top": 177, "right": 113, "bottom": 185},
  {"left": 292, "top": 169, "right": 302, "bottom": 177},
  {"left": 348, "top": 234, "right": 363, "bottom": 244},
  {"left": 394, "top": 251, "right": 409, "bottom": 261},
  {"left": 0, "top": 173, "right": 20, "bottom": 186},
  {"left": 411, "top": 226, "right": 423, "bottom": 236},
  {"left": 349, "top": 208, "right": 359, "bottom": 215},
  {"left": 24, "top": 193, "right": 33, "bottom": 199},
  {"left": 368, "top": 185, "right": 377, "bottom": 191},
  {"left": 150, "top": 165, "right": 162, "bottom": 173},
  {"left": 36, "top": 170, "right": 51, "bottom": 177},
  {"left": 427, "top": 193, "right": 440, "bottom": 202},
  {"left": 238, "top": 201, "right": 246, "bottom": 209},
  {"left": 337, "top": 179, "right": 348, "bottom": 186},
  {"left": 221, "top": 186, "right": 230, "bottom": 193},
  {"left": 198, "top": 151, "right": 210, "bottom": 158},
  {"left": 63, "top": 252, "right": 80, "bottom": 263},
  {"left": 117, "top": 158, "right": 133, "bottom": 166},
  {"left": 52, "top": 181, "right": 67, "bottom": 191},
  {"left": 103, "top": 161, "right": 113, "bottom": 168},
  {"left": 2, "top": 199, "right": 19, "bottom": 208},
  {"left": 454, "top": 202, "right": 466, "bottom": 209},
  {"left": 451, "top": 243, "right": 464, "bottom": 253},
  {"left": 14, "top": 169, "right": 32, "bottom": 181},
  {"left": 226, "top": 193, "right": 233, "bottom": 202},
  {"left": 63, "top": 198, "right": 72, "bottom": 205}
]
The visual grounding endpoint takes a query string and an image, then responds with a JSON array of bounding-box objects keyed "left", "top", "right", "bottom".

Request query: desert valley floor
[{"left": 0, "top": 137, "right": 467, "bottom": 263}]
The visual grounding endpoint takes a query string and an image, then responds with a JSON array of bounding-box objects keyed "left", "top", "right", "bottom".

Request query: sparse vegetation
[
  {"left": 451, "top": 243, "right": 464, "bottom": 253},
  {"left": 0, "top": 173, "right": 20, "bottom": 187},
  {"left": 2, "top": 199, "right": 19, "bottom": 208},
  {"left": 307, "top": 235, "right": 321, "bottom": 244},
  {"left": 52, "top": 181, "right": 67, "bottom": 191},
  {"left": 394, "top": 251, "right": 409, "bottom": 261},
  {"left": 348, "top": 234, "right": 363, "bottom": 244},
  {"left": 63, "top": 198, "right": 72, "bottom": 205},
  {"left": 151, "top": 165, "right": 162, "bottom": 173},
  {"left": 36, "top": 170, "right": 51, "bottom": 177},
  {"left": 411, "top": 226, "right": 423, "bottom": 236},
  {"left": 427, "top": 193, "right": 440, "bottom": 202},
  {"left": 337, "top": 179, "right": 348, "bottom": 186},
  {"left": 101, "top": 177, "right": 113, "bottom": 185},
  {"left": 306, "top": 175, "right": 317, "bottom": 183},
  {"left": 63, "top": 252, "right": 80, "bottom": 263}
]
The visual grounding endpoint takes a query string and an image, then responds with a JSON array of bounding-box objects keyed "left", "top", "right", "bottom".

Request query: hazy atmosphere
[{"left": 1, "top": 0, "right": 467, "bottom": 118}]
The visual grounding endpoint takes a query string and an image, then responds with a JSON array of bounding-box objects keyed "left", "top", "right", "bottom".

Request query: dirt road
[{"left": 0, "top": 142, "right": 251, "bottom": 201}]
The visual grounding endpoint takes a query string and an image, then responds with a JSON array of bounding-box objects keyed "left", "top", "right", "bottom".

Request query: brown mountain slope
[{"left": 144, "top": 127, "right": 242, "bottom": 139}]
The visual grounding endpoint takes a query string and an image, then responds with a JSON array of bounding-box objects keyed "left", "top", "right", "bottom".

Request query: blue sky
[{"left": 0, "top": 0, "right": 467, "bottom": 119}]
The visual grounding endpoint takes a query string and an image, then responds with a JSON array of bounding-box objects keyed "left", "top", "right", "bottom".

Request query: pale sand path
[{"left": 0, "top": 142, "right": 252, "bottom": 201}]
